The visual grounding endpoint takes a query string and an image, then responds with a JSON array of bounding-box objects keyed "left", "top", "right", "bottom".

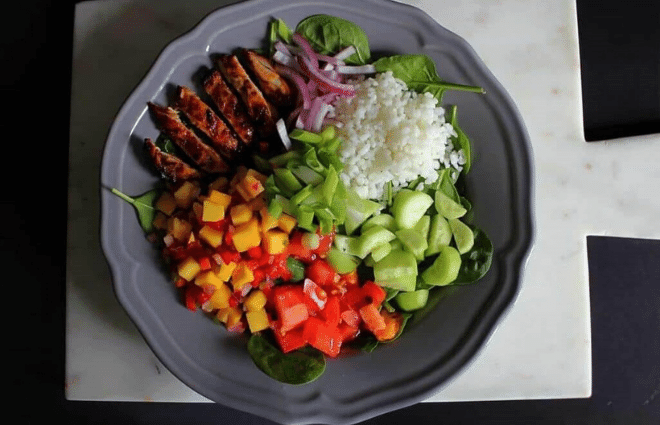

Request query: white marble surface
[{"left": 66, "top": 0, "right": 660, "bottom": 404}]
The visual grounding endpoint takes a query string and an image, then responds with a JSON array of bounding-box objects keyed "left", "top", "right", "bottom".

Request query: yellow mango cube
[
  {"left": 263, "top": 230, "right": 289, "bottom": 255},
  {"left": 198, "top": 225, "right": 224, "bottom": 248},
  {"left": 244, "top": 290, "right": 267, "bottom": 312},
  {"left": 259, "top": 207, "right": 279, "bottom": 232},
  {"left": 152, "top": 212, "right": 168, "bottom": 230},
  {"left": 207, "top": 190, "right": 232, "bottom": 209},
  {"left": 231, "top": 262, "right": 254, "bottom": 291},
  {"left": 208, "top": 176, "right": 228, "bottom": 192},
  {"left": 229, "top": 166, "right": 249, "bottom": 190},
  {"left": 194, "top": 270, "right": 224, "bottom": 291},
  {"left": 177, "top": 257, "right": 201, "bottom": 282},
  {"left": 240, "top": 174, "right": 265, "bottom": 201},
  {"left": 202, "top": 199, "right": 225, "bottom": 222},
  {"left": 232, "top": 218, "right": 261, "bottom": 252},
  {"left": 277, "top": 213, "right": 297, "bottom": 234},
  {"left": 246, "top": 168, "right": 268, "bottom": 183},
  {"left": 217, "top": 306, "right": 243, "bottom": 328},
  {"left": 173, "top": 181, "right": 200, "bottom": 209},
  {"left": 208, "top": 283, "right": 232, "bottom": 309},
  {"left": 215, "top": 261, "right": 237, "bottom": 282},
  {"left": 192, "top": 201, "right": 203, "bottom": 220},
  {"left": 155, "top": 191, "right": 177, "bottom": 216},
  {"left": 230, "top": 204, "right": 252, "bottom": 225},
  {"left": 246, "top": 309, "right": 270, "bottom": 333},
  {"left": 167, "top": 217, "right": 192, "bottom": 242},
  {"left": 248, "top": 195, "right": 267, "bottom": 212}
]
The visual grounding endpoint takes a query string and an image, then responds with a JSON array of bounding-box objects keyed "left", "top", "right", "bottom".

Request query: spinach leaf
[
  {"left": 408, "top": 286, "right": 458, "bottom": 326},
  {"left": 453, "top": 227, "right": 493, "bottom": 284},
  {"left": 437, "top": 168, "right": 460, "bottom": 203},
  {"left": 110, "top": 188, "right": 160, "bottom": 233},
  {"left": 346, "top": 333, "right": 379, "bottom": 353},
  {"left": 373, "top": 55, "right": 484, "bottom": 102},
  {"left": 247, "top": 333, "right": 326, "bottom": 385},
  {"left": 447, "top": 105, "right": 472, "bottom": 173},
  {"left": 295, "top": 15, "right": 371, "bottom": 65}
]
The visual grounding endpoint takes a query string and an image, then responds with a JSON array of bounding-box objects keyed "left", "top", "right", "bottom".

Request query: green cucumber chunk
[
  {"left": 370, "top": 242, "right": 392, "bottom": 262},
  {"left": 333, "top": 234, "right": 361, "bottom": 257},
  {"left": 375, "top": 272, "right": 417, "bottom": 292},
  {"left": 425, "top": 214, "right": 452, "bottom": 256},
  {"left": 361, "top": 213, "right": 397, "bottom": 233},
  {"left": 413, "top": 215, "right": 431, "bottom": 240},
  {"left": 392, "top": 189, "right": 434, "bottom": 229},
  {"left": 373, "top": 249, "right": 418, "bottom": 291},
  {"left": 434, "top": 190, "right": 467, "bottom": 219},
  {"left": 448, "top": 218, "right": 474, "bottom": 254},
  {"left": 355, "top": 225, "right": 396, "bottom": 259},
  {"left": 394, "top": 289, "right": 429, "bottom": 311},
  {"left": 326, "top": 248, "right": 360, "bottom": 274},
  {"left": 344, "top": 187, "right": 383, "bottom": 235},
  {"left": 395, "top": 228, "right": 429, "bottom": 261},
  {"left": 420, "top": 245, "right": 462, "bottom": 286}
]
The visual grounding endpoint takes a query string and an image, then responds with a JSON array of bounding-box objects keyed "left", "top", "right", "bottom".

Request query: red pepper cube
[
  {"left": 272, "top": 322, "right": 307, "bottom": 354},
  {"left": 313, "top": 228, "right": 335, "bottom": 257},
  {"left": 302, "top": 316, "right": 342, "bottom": 357},
  {"left": 337, "top": 323, "right": 359, "bottom": 343},
  {"left": 247, "top": 246, "right": 263, "bottom": 259},
  {"left": 359, "top": 303, "right": 387, "bottom": 333},
  {"left": 361, "top": 281, "right": 386, "bottom": 306},
  {"left": 343, "top": 285, "right": 367, "bottom": 310},
  {"left": 305, "top": 259, "right": 337, "bottom": 287},
  {"left": 302, "top": 278, "right": 327, "bottom": 315},
  {"left": 287, "top": 231, "right": 316, "bottom": 263},
  {"left": 273, "top": 285, "right": 309, "bottom": 333},
  {"left": 340, "top": 307, "right": 360, "bottom": 328},
  {"left": 198, "top": 257, "right": 212, "bottom": 271},
  {"left": 321, "top": 296, "right": 341, "bottom": 327}
]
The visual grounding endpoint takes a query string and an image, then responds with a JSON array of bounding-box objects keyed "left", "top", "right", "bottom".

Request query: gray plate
[{"left": 100, "top": 0, "right": 534, "bottom": 423}]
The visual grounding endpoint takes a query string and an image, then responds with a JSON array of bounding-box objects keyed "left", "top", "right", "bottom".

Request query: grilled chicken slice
[
  {"left": 144, "top": 138, "right": 201, "bottom": 182},
  {"left": 241, "top": 49, "right": 296, "bottom": 110},
  {"left": 216, "top": 54, "right": 278, "bottom": 137},
  {"left": 147, "top": 102, "right": 229, "bottom": 174},
  {"left": 173, "top": 85, "right": 241, "bottom": 159},
  {"left": 202, "top": 70, "right": 256, "bottom": 146}
]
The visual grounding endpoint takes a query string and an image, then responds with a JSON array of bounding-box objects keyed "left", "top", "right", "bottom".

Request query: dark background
[{"left": 5, "top": 0, "right": 659, "bottom": 423}]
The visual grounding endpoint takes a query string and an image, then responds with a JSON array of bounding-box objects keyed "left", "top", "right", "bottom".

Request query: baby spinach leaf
[
  {"left": 447, "top": 105, "right": 472, "bottom": 173},
  {"left": 453, "top": 227, "right": 493, "bottom": 284},
  {"left": 373, "top": 55, "right": 484, "bottom": 102},
  {"left": 247, "top": 334, "right": 326, "bottom": 385},
  {"left": 346, "top": 333, "right": 379, "bottom": 353},
  {"left": 295, "top": 15, "right": 371, "bottom": 65},
  {"left": 110, "top": 188, "right": 160, "bottom": 233}
]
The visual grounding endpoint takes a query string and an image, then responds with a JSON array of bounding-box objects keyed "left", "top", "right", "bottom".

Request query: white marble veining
[{"left": 66, "top": 0, "right": 660, "bottom": 404}]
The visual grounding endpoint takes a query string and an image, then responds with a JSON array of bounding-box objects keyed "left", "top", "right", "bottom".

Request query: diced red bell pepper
[
  {"left": 252, "top": 268, "right": 266, "bottom": 288},
  {"left": 361, "top": 281, "right": 386, "bottom": 306},
  {"left": 340, "top": 269, "right": 359, "bottom": 286},
  {"left": 340, "top": 307, "right": 360, "bottom": 328},
  {"left": 272, "top": 321, "right": 307, "bottom": 353},
  {"left": 206, "top": 219, "right": 226, "bottom": 232},
  {"left": 302, "top": 316, "right": 342, "bottom": 357},
  {"left": 272, "top": 285, "right": 309, "bottom": 333},
  {"left": 359, "top": 303, "right": 386, "bottom": 333},
  {"left": 305, "top": 259, "right": 337, "bottom": 287},
  {"left": 217, "top": 246, "right": 241, "bottom": 264},
  {"left": 247, "top": 246, "right": 263, "bottom": 259},
  {"left": 313, "top": 228, "right": 334, "bottom": 257},
  {"left": 373, "top": 310, "right": 404, "bottom": 342},
  {"left": 224, "top": 225, "right": 235, "bottom": 246},
  {"left": 198, "top": 256, "right": 212, "bottom": 271},
  {"left": 302, "top": 278, "right": 327, "bottom": 314},
  {"left": 343, "top": 285, "right": 367, "bottom": 310},
  {"left": 337, "top": 323, "right": 359, "bottom": 342},
  {"left": 287, "top": 231, "right": 316, "bottom": 262},
  {"left": 184, "top": 283, "right": 212, "bottom": 312},
  {"left": 321, "top": 295, "right": 341, "bottom": 326}
]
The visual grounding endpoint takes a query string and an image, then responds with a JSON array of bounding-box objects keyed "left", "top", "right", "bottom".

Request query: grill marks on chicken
[
  {"left": 144, "top": 138, "right": 201, "bottom": 182},
  {"left": 203, "top": 70, "right": 256, "bottom": 146},
  {"left": 173, "top": 85, "right": 241, "bottom": 159},
  {"left": 144, "top": 49, "right": 296, "bottom": 181},
  {"left": 147, "top": 102, "right": 229, "bottom": 174},
  {"left": 216, "top": 54, "right": 279, "bottom": 137}
]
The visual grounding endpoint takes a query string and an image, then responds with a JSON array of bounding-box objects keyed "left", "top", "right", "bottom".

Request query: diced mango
[
  {"left": 198, "top": 225, "right": 224, "bottom": 248},
  {"left": 234, "top": 183, "right": 251, "bottom": 202},
  {"left": 192, "top": 201, "right": 203, "bottom": 220},
  {"left": 155, "top": 191, "right": 177, "bottom": 216},
  {"left": 240, "top": 174, "right": 265, "bottom": 201},
  {"left": 202, "top": 199, "right": 225, "bottom": 222},
  {"left": 208, "top": 176, "right": 229, "bottom": 192},
  {"left": 207, "top": 190, "right": 232, "bottom": 209},
  {"left": 177, "top": 257, "right": 201, "bottom": 281},
  {"left": 152, "top": 212, "right": 168, "bottom": 230},
  {"left": 194, "top": 270, "right": 224, "bottom": 291},
  {"left": 244, "top": 290, "right": 267, "bottom": 312},
  {"left": 208, "top": 282, "right": 232, "bottom": 309},
  {"left": 231, "top": 262, "right": 254, "bottom": 291},
  {"left": 248, "top": 195, "right": 267, "bottom": 212},
  {"left": 230, "top": 204, "right": 252, "bottom": 225},
  {"left": 246, "top": 309, "right": 270, "bottom": 333},
  {"left": 259, "top": 207, "right": 279, "bottom": 232},
  {"left": 217, "top": 306, "right": 242, "bottom": 328},
  {"left": 232, "top": 218, "right": 261, "bottom": 252},
  {"left": 277, "top": 213, "right": 297, "bottom": 234},
  {"left": 216, "top": 261, "right": 237, "bottom": 282},
  {"left": 167, "top": 217, "right": 192, "bottom": 241},
  {"left": 229, "top": 166, "right": 248, "bottom": 190},
  {"left": 246, "top": 168, "right": 268, "bottom": 184},
  {"left": 173, "top": 181, "right": 200, "bottom": 209},
  {"left": 263, "top": 230, "right": 289, "bottom": 255}
]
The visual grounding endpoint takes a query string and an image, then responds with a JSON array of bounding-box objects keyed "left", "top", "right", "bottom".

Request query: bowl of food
[{"left": 100, "top": 0, "right": 533, "bottom": 423}]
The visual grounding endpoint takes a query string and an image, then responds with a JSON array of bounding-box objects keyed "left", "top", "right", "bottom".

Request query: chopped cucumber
[
  {"left": 392, "top": 189, "right": 434, "bottom": 229},
  {"left": 394, "top": 289, "right": 429, "bottom": 311},
  {"left": 395, "top": 228, "right": 428, "bottom": 261},
  {"left": 344, "top": 187, "right": 383, "bottom": 235},
  {"left": 326, "top": 248, "right": 360, "bottom": 274},
  {"left": 361, "top": 213, "right": 397, "bottom": 233},
  {"left": 375, "top": 272, "right": 417, "bottom": 292},
  {"left": 448, "top": 218, "right": 474, "bottom": 254},
  {"left": 333, "top": 234, "right": 361, "bottom": 257},
  {"left": 373, "top": 249, "right": 417, "bottom": 285},
  {"left": 420, "top": 245, "right": 461, "bottom": 286},
  {"left": 425, "top": 214, "right": 452, "bottom": 256},
  {"left": 355, "top": 225, "right": 396, "bottom": 259},
  {"left": 370, "top": 242, "right": 392, "bottom": 262},
  {"left": 413, "top": 215, "right": 431, "bottom": 240},
  {"left": 434, "top": 190, "right": 467, "bottom": 219}
]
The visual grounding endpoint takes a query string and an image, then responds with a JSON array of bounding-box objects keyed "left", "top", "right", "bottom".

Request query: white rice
[{"left": 330, "top": 71, "right": 464, "bottom": 200}]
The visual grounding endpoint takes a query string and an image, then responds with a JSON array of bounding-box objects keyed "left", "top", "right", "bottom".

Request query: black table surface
[{"left": 6, "top": 0, "right": 659, "bottom": 423}]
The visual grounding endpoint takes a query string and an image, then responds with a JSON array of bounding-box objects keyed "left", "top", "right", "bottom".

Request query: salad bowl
[{"left": 100, "top": 0, "right": 534, "bottom": 423}]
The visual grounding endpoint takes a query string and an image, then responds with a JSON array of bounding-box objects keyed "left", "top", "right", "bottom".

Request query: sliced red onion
[
  {"left": 334, "top": 45, "right": 356, "bottom": 60},
  {"left": 298, "top": 56, "right": 356, "bottom": 97},
  {"left": 275, "top": 64, "right": 311, "bottom": 109},
  {"left": 292, "top": 33, "right": 318, "bottom": 65},
  {"left": 273, "top": 40, "right": 294, "bottom": 55},
  {"left": 272, "top": 50, "right": 295, "bottom": 67},
  {"left": 311, "top": 103, "right": 333, "bottom": 132},
  {"left": 276, "top": 118, "right": 292, "bottom": 150},
  {"left": 336, "top": 64, "right": 377, "bottom": 74}
]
